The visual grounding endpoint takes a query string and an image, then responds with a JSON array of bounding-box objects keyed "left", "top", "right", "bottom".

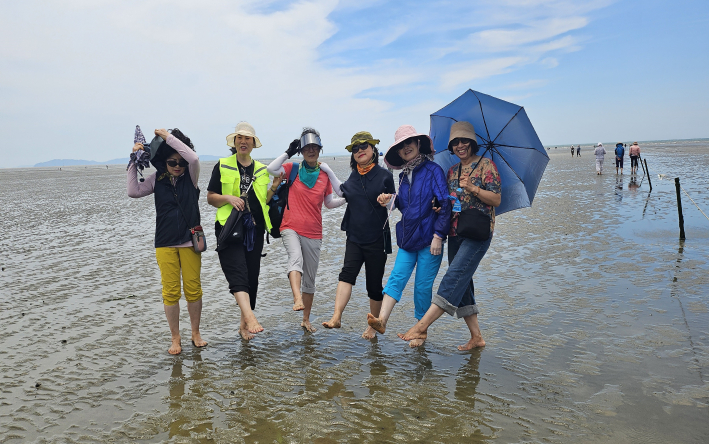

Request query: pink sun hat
[{"left": 384, "top": 125, "right": 433, "bottom": 169}]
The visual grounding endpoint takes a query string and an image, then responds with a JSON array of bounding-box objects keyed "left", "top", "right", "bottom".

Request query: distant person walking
[
  {"left": 594, "top": 143, "right": 606, "bottom": 175},
  {"left": 576, "top": 145, "right": 581, "bottom": 157},
  {"left": 629, "top": 142, "right": 641, "bottom": 175},
  {"left": 615, "top": 142, "right": 625, "bottom": 175},
  {"left": 570, "top": 145, "right": 574, "bottom": 157},
  {"left": 127, "top": 128, "right": 206, "bottom": 355}
]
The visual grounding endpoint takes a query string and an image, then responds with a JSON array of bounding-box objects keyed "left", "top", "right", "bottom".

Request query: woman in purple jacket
[{"left": 367, "top": 125, "right": 450, "bottom": 347}]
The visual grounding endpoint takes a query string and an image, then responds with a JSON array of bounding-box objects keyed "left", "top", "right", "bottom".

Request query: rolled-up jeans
[{"left": 433, "top": 235, "right": 492, "bottom": 318}]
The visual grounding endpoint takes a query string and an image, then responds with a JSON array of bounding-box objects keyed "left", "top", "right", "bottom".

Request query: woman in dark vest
[
  {"left": 320, "top": 131, "right": 395, "bottom": 338},
  {"left": 127, "top": 128, "right": 205, "bottom": 355}
]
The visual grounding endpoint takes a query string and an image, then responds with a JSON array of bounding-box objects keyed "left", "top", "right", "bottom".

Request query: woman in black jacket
[{"left": 320, "top": 131, "right": 395, "bottom": 338}]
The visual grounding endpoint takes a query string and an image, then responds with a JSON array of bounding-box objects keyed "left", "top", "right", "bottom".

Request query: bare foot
[
  {"left": 168, "top": 336, "right": 182, "bottom": 355},
  {"left": 301, "top": 320, "right": 317, "bottom": 333},
  {"left": 457, "top": 336, "right": 486, "bottom": 351},
  {"left": 362, "top": 325, "right": 376, "bottom": 339},
  {"left": 239, "top": 328, "right": 254, "bottom": 341},
  {"left": 409, "top": 338, "right": 425, "bottom": 348},
  {"left": 293, "top": 297, "right": 305, "bottom": 311},
  {"left": 191, "top": 332, "right": 207, "bottom": 348},
  {"left": 244, "top": 317, "right": 264, "bottom": 334},
  {"left": 321, "top": 318, "right": 341, "bottom": 329},
  {"left": 397, "top": 326, "right": 427, "bottom": 342},
  {"left": 367, "top": 313, "right": 386, "bottom": 334}
]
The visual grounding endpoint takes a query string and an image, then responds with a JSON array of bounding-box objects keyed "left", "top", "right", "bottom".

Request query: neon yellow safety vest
[{"left": 215, "top": 155, "right": 272, "bottom": 232}]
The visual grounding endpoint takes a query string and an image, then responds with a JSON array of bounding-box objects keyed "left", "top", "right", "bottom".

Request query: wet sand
[{"left": 1, "top": 141, "right": 708, "bottom": 443}]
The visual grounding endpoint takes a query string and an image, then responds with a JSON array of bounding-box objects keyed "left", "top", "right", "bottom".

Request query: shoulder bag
[{"left": 455, "top": 162, "right": 491, "bottom": 241}]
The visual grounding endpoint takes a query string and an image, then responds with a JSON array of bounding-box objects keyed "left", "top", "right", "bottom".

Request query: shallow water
[{"left": 1, "top": 142, "right": 708, "bottom": 443}]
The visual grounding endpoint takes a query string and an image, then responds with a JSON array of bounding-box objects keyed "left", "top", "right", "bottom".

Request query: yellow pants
[{"left": 155, "top": 247, "right": 203, "bottom": 306}]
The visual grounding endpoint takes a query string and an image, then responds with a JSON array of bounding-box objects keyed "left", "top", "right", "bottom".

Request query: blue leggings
[{"left": 383, "top": 245, "right": 443, "bottom": 320}]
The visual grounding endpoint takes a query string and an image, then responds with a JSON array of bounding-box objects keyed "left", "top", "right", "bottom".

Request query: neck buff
[
  {"left": 401, "top": 153, "right": 433, "bottom": 176},
  {"left": 298, "top": 161, "right": 321, "bottom": 189},
  {"left": 357, "top": 158, "right": 375, "bottom": 175}
]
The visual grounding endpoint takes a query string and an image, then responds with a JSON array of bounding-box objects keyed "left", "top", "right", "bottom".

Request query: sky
[{"left": 1, "top": 0, "right": 708, "bottom": 167}]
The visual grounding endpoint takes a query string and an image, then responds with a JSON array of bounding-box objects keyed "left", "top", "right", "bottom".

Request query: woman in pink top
[
  {"left": 127, "top": 128, "right": 206, "bottom": 355},
  {"left": 267, "top": 128, "right": 345, "bottom": 332}
]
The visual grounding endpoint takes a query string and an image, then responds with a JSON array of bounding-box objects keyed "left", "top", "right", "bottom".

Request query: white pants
[{"left": 596, "top": 158, "right": 604, "bottom": 173}]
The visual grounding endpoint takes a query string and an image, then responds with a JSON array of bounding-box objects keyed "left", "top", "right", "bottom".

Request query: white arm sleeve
[
  {"left": 324, "top": 193, "right": 346, "bottom": 209},
  {"left": 319, "top": 162, "right": 344, "bottom": 197},
  {"left": 267, "top": 153, "right": 289, "bottom": 176}
]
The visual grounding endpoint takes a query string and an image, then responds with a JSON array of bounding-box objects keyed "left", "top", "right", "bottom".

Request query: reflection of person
[
  {"left": 207, "top": 122, "right": 279, "bottom": 341},
  {"left": 127, "top": 128, "right": 206, "bottom": 355},
  {"left": 398, "top": 121, "right": 501, "bottom": 351},
  {"left": 321, "top": 132, "right": 395, "bottom": 338},
  {"left": 267, "top": 128, "right": 346, "bottom": 332},
  {"left": 615, "top": 142, "right": 625, "bottom": 175},
  {"left": 368, "top": 125, "right": 450, "bottom": 348},
  {"left": 594, "top": 142, "right": 606, "bottom": 175},
  {"left": 629, "top": 141, "right": 641, "bottom": 174}
]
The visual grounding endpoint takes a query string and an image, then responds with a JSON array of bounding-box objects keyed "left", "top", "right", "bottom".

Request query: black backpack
[{"left": 268, "top": 162, "right": 299, "bottom": 238}]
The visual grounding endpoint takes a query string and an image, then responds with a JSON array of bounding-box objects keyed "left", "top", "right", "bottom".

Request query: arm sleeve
[
  {"left": 319, "top": 162, "right": 344, "bottom": 197},
  {"left": 166, "top": 135, "right": 200, "bottom": 187},
  {"left": 324, "top": 193, "right": 346, "bottom": 208},
  {"left": 432, "top": 168, "right": 451, "bottom": 240},
  {"left": 127, "top": 162, "right": 156, "bottom": 198},
  {"left": 267, "top": 153, "right": 289, "bottom": 176}
]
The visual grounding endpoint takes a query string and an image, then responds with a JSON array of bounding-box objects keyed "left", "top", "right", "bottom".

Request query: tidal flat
[{"left": 1, "top": 140, "right": 708, "bottom": 443}]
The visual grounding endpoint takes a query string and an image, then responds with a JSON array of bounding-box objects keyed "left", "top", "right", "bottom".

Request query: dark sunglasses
[
  {"left": 450, "top": 138, "right": 474, "bottom": 147},
  {"left": 352, "top": 143, "right": 370, "bottom": 153},
  {"left": 166, "top": 159, "right": 189, "bottom": 168}
]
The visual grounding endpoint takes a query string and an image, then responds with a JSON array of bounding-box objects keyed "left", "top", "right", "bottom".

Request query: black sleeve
[
  {"left": 384, "top": 170, "right": 395, "bottom": 194},
  {"left": 207, "top": 163, "right": 222, "bottom": 194}
]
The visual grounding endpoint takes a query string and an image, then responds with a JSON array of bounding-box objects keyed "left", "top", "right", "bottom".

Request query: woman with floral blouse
[{"left": 398, "top": 121, "right": 501, "bottom": 351}]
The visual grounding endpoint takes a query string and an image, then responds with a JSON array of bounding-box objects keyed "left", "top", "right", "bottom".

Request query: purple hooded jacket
[{"left": 394, "top": 159, "right": 450, "bottom": 251}]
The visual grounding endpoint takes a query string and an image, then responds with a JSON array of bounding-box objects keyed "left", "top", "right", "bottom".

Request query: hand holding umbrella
[{"left": 128, "top": 125, "right": 152, "bottom": 181}]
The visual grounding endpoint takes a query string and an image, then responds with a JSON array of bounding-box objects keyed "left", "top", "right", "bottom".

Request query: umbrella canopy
[
  {"left": 430, "top": 89, "right": 549, "bottom": 216},
  {"left": 127, "top": 125, "right": 152, "bottom": 179}
]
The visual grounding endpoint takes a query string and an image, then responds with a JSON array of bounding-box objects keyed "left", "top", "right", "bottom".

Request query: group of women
[{"left": 128, "top": 121, "right": 501, "bottom": 355}]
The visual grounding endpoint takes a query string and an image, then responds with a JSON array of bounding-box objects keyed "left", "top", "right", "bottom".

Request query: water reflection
[
  {"left": 168, "top": 352, "right": 214, "bottom": 440},
  {"left": 454, "top": 351, "right": 481, "bottom": 405}
]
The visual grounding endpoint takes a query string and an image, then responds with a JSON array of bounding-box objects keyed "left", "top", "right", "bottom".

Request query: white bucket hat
[{"left": 226, "top": 121, "right": 262, "bottom": 148}]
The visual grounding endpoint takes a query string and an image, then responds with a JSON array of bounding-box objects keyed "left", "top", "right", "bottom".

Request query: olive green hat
[{"left": 345, "top": 131, "right": 380, "bottom": 152}]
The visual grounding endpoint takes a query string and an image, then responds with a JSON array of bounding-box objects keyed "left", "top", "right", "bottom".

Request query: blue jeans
[
  {"left": 383, "top": 246, "right": 443, "bottom": 320},
  {"left": 433, "top": 235, "right": 492, "bottom": 318}
]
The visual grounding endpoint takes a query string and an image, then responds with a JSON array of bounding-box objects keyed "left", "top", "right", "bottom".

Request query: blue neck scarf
[{"left": 298, "top": 161, "right": 320, "bottom": 189}]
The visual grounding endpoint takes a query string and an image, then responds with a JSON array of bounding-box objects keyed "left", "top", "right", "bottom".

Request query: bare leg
[
  {"left": 301, "top": 292, "right": 316, "bottom": 332},
  {"left": 362, "top": 298, "right": 382, "bottom": 339},
  {"left": 458, "top": 313, "right": 486, "bottom": 351},
  {"left": 322, "top": 281, "right": 352, "bottom": 329},
  {"left": 164, "top": 303, "right": 181, "bottom": 354},
  {"left": 367, "top": 294, "right": 397, "bottom": 334},
  {"left": 234, "top": 291, "right": 263, "bottom": 340},
  {"left": 289, "top": 271, "right": 305, "bottom": 311},
  {"left": 398, "top": 304, "right": 445, "bottom": 344},
  {"left": 187, "top": 299, "right": 207, "bottom": 347}
]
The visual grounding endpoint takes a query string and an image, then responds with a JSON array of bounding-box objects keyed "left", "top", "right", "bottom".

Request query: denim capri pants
[{"left": 433, "top": 235, "right": 492, "bottom": 318}]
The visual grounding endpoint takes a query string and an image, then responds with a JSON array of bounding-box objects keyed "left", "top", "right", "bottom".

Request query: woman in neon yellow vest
[{"left": 207, "top": 122, "right": 281, "bottom": 341}]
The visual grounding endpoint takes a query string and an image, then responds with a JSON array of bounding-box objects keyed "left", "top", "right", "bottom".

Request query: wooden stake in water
[
  {"left": 644, "top": 159, "right": 652, "bottom": 191},
  {"left": 675, "top": 177, "right": 686, "bottom": 240}
]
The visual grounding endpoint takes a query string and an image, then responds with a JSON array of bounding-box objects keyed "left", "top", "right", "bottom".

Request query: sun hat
[
  {"left": 345, "top": 131, "right": 380, "bottom": 152},
  {"left": 226, "top": 121, "right": 262, "bottom": 148},
  {"left": 384, "top": 125, "right": 433, "bottom": 169},
  {"left": 597, "top": 142, "right": 603, "bottom": 147},
  {"left": 447, "top": 121, "right": 478, "bottom": 151},
  {"left": 632, "top": 141, "right": 638, "bottom": 145}
]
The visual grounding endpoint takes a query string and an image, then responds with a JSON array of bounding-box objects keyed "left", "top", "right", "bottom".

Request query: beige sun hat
[
  {"left": 226, "top": 121, "right": 262, "bottom": 148},
  {"left": 447, "top": 121, "right": 478, "bottom": 150},
  {"left": 384, "top": 125, "right": 433, "bottom": 169}
]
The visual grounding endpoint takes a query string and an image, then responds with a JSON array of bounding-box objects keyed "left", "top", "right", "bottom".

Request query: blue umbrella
[{"left": 430, "top": 89, "right": 549, "bottom": 215}]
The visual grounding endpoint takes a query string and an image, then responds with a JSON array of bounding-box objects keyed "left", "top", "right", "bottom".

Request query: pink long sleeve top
[{"left": 127, "top": 135, "right": 200, "bottom": 248}]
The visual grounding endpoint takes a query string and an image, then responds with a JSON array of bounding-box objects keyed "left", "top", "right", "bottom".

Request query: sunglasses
[
  {"left": 352, "top": 143, "right": 370, "bottom": 153},
  {"left": 166, "top": 159, "right": 189, "bottom": 168},
  {"left": 450, "top": 138, "right": 473, "bottom": 147}
]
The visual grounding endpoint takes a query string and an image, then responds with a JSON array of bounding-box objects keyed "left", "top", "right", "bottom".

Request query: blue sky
[{"left": 1, "top": 0, "right": 707, "bottom": 167}]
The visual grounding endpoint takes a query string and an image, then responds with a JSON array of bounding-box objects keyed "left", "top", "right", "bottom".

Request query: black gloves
[{"left": 286, "top": 139, "right": 300, "bottom": 158}]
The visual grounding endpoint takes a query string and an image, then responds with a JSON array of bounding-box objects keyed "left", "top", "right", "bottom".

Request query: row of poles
[{"left": 639, "top": 156, "right": 685, "bottom": 240}]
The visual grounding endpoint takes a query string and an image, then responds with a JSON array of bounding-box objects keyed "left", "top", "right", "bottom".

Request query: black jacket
[{"left": 340, "top": 164, "right": 395, "bottom": 244}]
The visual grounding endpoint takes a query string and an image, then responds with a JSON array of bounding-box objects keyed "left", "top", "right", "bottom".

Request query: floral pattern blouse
[{"left": 447, "top": 158, "right": 501, "bottom": 237}]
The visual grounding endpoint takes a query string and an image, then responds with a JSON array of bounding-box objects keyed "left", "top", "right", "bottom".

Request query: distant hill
[{"left": 34, "top": 155, "right": 223, "bottom": 167}]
